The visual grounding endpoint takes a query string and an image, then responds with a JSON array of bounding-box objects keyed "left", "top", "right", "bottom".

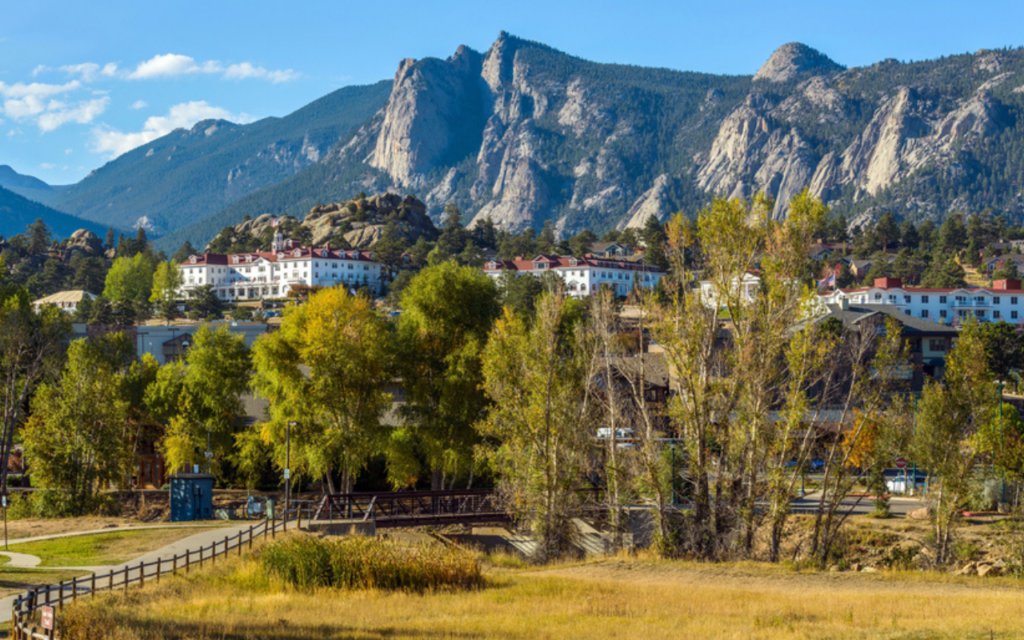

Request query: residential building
[
  {"left": 820, "top": 277, "right": 1024, "bottom": 324},
  {"left": 588, "top": 242, "right": 632, "bottom": 258},
  {"left": 178, "top": 234, "right": 384, "bottom": 302},
  {"left": 983, "top": 254, "right": 1024, "bottom": 274},
  {"left": 699, "top": 273, "right": 762, "bottom": 306},
  {"left": 32, "top": 290, "right": 95, "bottom": 314},
  {"left": 823, "top": 301, "right": 958, "bottom": 388},
  {"left": 135, "top": 322, "right": 273, "bottom": 365},
  {"left": 483, "top": 255, "right": 664, "bottom": 298}
]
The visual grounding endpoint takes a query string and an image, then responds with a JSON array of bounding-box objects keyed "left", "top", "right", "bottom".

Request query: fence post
[
  {"left": 224, "top": 535, "right": 228, "bottom": 558},
  {"left": 109, "top": 569, "right": 113, "bottom": 592},
  {"left": 248, "top": 527, "right": 253, "bottom": 551},
  {"left": 72, "top": 578, "right": 77, "bottom": 604},
  {"left": 237, "top": 532, "right": 241, "bottom": 557},
  {"left": 186, "top": 549, "right": 191, "bottom": 574},
  {"left": 140, "top": 561, "right": 145, "bottom": 588},
  {"left": 123, "top": 566, "right": 128, "bottom": 593},
  {"left": 173, "top": 553, "right": 178, "bottom": 576},
  {"left": 91, "top": 573, "right": 96, "bottom": 599},
  {"left": 211, "top": 541, "right": 216, "bottom": 566},
  {"left": 272, "top": 514, "right": 276, "bottom": 539},
  {"left": 199, "top": 546, "right": 204, "bottom": 569},
  {"left": 57, "top": 581, "right": 63, "bottom": 610},
  {"left": 157, "top": 557, "right": 162, "bottom": 584}
]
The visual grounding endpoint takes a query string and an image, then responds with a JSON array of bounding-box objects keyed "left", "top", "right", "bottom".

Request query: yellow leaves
[{"left": 843, "top": 409, "right": 881, "bottom": 469}]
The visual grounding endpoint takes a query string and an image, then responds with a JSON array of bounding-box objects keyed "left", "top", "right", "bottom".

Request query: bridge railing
[
  {"left": 312, "top": 489, "right": 509, "bottom": 526},
  {"left": 11, "top": 509, "right": 301, "bottom": 640}
]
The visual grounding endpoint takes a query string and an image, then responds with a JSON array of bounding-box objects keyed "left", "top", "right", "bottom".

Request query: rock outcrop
[
  {"left": 753, "top": 43, "right": 844, "bottom": 83},
  {"left": 208, "top": 33, "right": 1024, "bottom": 240},
  {"left": 212, "top": 193, "right": 437, "bottom": 251}
]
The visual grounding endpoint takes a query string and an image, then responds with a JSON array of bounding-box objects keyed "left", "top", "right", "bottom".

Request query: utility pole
[{"left": 286, "top": 422, "right": 295, "bottom": 522}]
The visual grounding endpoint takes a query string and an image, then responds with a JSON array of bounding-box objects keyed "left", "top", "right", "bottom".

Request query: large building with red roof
[
  {"left": 482, "top": 255, "right": 664, "bottom": 298},
  {"left": 820, "top": 277, "right": 1024, "bottom": 324},
  {"left": 178, "top": 236, "right": 384, "bottom": 301}
]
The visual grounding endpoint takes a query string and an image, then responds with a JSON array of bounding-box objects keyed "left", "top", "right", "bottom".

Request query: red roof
[
  {"left": 186, "top": 247, "right": 376, "bottom": 266},
  {"left": 484, "top": 255, "right": 663, "bottom": 274}
]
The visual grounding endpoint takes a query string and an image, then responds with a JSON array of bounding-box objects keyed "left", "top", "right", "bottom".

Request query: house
[
  {"left": 823, "top": 301, "right": 958, "bottom": 389},
  {"left": 699, "top": 273, "right": 762, "bottom": 307},
  {"left": 808, "top": 241, "right": 849, "bottom": 262},
  {"left": 178, "top": 232, "right": 384, "bottom": 302},
  {"left": 987, "top": 240, "right": 1024, "bottom": 255},
  {"left": 983, "top": 254, "right": 1024, "bottom": 274},
  {"left": 821, "top": 277, "right": 1024, "bottom": 325},
  {"left": 135, "top": 322, "right": 273, "bottom": 365},
  {"left": 588, "top": 242, "right": 632, "bottom": 258},
  {"left": 483, "top": 255, "right": 664, "bottom": 298},
  {"left": 32, "top": 290, "right": 95, "bottom": 314}
]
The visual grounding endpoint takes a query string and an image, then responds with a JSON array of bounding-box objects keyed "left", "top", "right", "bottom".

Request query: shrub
[{"left": 259, "top": 535, "right": 483, "bottom": 592}]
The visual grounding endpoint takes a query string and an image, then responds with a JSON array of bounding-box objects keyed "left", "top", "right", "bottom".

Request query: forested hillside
[
  {"left": 50, "top": 81, "right": 393, "bottom": 236},
  {"left": 0, "top": 187, "right": 107, "bottom": 240}
]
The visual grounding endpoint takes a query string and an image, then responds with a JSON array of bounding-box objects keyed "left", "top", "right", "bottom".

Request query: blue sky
[{"left": 3, "top": 0, "right": 1024, "bottom": 185}]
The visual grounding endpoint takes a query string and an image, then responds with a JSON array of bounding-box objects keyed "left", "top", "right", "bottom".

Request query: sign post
[
  {"left": 895, "top": 457, "right": 908, "bottom": 495},
  {"left": 41, "top": 605, "right": 54, "bottom": 632}
]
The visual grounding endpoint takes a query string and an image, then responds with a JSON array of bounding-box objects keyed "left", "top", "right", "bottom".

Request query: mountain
[
  {"left": 0, "top": 186, "right": 107, "bottom": 240},
  {"left": 0, "top": 166, "right": 68, "bottom": 205},
  {"left": 143, "top": 35, "right": 1024, "bottom": 251},
  {"left": 51, "top": 80, "right": 393, "bottom": 236}
]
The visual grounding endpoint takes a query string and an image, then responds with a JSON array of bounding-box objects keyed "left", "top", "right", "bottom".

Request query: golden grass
[
  {"left": 0, "top": 567, "right": 89, "bottom": 598},
  {"left": 57, "top": 544, "right": 1024, "bottom": 640},
  {"left": 11, "top": 527, "right": 223, "bottom": 567}
]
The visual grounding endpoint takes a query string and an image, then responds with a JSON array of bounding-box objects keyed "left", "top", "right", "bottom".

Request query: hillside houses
[{"left": 483, "top": 255, "right": 664, "bottom": 298}]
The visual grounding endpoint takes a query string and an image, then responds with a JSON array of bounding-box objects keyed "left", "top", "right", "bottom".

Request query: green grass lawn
[
  {"left": 0, "top": 567, "right": 88, "bottom": 598},
  {"left": 10, "top": 528, "right": 219, "bottom": 567}
]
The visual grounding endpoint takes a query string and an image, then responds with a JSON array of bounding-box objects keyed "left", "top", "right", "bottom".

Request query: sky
[{"left": 3, "top": 0, "right": 1024, "bottom": 185}]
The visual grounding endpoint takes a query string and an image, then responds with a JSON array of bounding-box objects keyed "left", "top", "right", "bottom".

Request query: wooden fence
[{"left": 11, "top": 511, "right": 300, "bottom": 640}]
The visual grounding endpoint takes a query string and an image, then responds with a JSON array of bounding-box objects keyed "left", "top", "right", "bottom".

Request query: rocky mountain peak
[{"left": 753, "top": 42, "right": 843, "bottom": 83}]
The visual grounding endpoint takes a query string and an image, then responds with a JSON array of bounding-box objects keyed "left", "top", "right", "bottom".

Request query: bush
[
  {"left": 7, "top": 490, "right": 123, "bottom": 519},
  {"left": 259, "top": 535, "right": 483, "bottom": 592}
]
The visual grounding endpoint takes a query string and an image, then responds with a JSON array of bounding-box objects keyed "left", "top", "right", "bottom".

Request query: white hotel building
[
  {"left": 178, "top": 237, "right": 384, "bottom": 301},
  {"left": 482, "top": 254, "right": 664, "bottom": 297},
  {"left": 820, "top": 277, "right": 1024, "bottom": 324}
]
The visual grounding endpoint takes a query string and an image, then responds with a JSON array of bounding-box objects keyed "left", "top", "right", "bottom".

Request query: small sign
[
  {"left": 1, "top": 495, "right": 6, "bottom": 508},
  {"left": 283, "top": 469, "right": 291, "bottom": 480},
  {"left": 41, "top": 605, "right": 54, "bottom": 630},
  {"left": 895, "top": 457, "right": 908, "bottom": 469}
]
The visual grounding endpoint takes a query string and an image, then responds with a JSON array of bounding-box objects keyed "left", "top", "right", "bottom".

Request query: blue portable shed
[{"left": 169, "top": 473, "right": 215, "bottom": 521}]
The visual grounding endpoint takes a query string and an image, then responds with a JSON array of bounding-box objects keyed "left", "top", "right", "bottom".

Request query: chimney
[
  {"left": 874, "top": 277, "right": 902, "bottom": 289},
  {"left": 994, "top": 278, "right": 1022, "bottom": 290}
]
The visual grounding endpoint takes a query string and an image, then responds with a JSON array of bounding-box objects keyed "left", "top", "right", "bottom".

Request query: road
[
  {"left": 789, "top": 491, "right": 925, "bottom": 516},
  {"left": 0, "top": 521, "right": 264, "bottom": 621}
]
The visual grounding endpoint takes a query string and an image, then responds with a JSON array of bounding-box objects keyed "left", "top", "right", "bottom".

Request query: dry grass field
[{"left": 54, "top": 537, "right": 1024, "bottom": 640}]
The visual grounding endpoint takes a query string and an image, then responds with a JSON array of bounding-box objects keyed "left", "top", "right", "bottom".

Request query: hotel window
[
  {"left": 994, "top": 297, "right": 1001, "bottom": 304},
  {"left": 994, "top": 310, "right": 1001, "bottom": 319},
  {"left": 940, "top": 310, "right": 947, "bottom": 318},
  {"left": 904, "top": 295, "right": 911, "bottom": 303},
  {"left": 940, "top": 296, "right": 947, "bottom": 303},
  {"left": 921, "top": 310, "right": 929, "bottom": 318},
  {"left": 1014, "top": 311, "right": 1020, "bottom": 320},
  {"left": 922, "top": 295, "right": 929, "bottom": 303},
  {"left": 1014, "top": 297, "right": 1019, "bottom": 305},
  {"left": 929, "top": 339, "right": 948, "bottom": 353}
]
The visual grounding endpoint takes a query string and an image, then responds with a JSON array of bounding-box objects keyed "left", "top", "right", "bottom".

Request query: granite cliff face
[{"left": 164, "top": 36, "right": 1024, "bottom": 249}]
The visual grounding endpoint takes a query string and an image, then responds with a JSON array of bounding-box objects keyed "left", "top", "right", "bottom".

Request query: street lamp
[{"left": 285, "top": 422, "right": 296, "bottom": 522}]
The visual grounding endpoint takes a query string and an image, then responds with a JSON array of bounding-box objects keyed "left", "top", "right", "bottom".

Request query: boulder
[{"left": 978, "top": 564, "right": 1002, "bottom": 578}]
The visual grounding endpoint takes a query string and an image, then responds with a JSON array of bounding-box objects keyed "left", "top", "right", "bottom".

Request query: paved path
[{"left": 0, "top": 521, "right": 270, "bottom": 621}]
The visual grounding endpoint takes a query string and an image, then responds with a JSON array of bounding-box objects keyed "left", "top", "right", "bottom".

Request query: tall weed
[{"left": 260, "top": 535, "right": 483, "bottom": 592}]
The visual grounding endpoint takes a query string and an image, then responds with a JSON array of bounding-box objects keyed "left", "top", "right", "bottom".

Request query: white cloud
[
  {"left": 36, "top": 97, "right": 109, "bottom": 132},
  {"left": 65, "top": 148, "right": 73, "bottom": 155},
  {"left": 128, "top": 54, "right": 215, "bottom": 79},
  {"left": 59, "top": 63, "right": 100, "bottom": 82},
  {"left": 91, "top": 101, "right": 254, "bottom": 157},
  {"left": 130, "top": 100, "right": 147, "bottom": 110},
  {"left": 31, "top": 65, "right": 50, "bottom": 77},
  {"left": 125, "top": 53, "right": 298, "bottom": 83},
  {"left": 0, "top": 80, "right": 107, "bottom": 132},
  {"left": 223, "top": 62, "right": 299, "bottom": 84},
  {"left": 39, "top": 163, "right": 56, "bottom": 169},
  {"left": 0, "top": 80, "right": 81, "bottom": 100}
]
